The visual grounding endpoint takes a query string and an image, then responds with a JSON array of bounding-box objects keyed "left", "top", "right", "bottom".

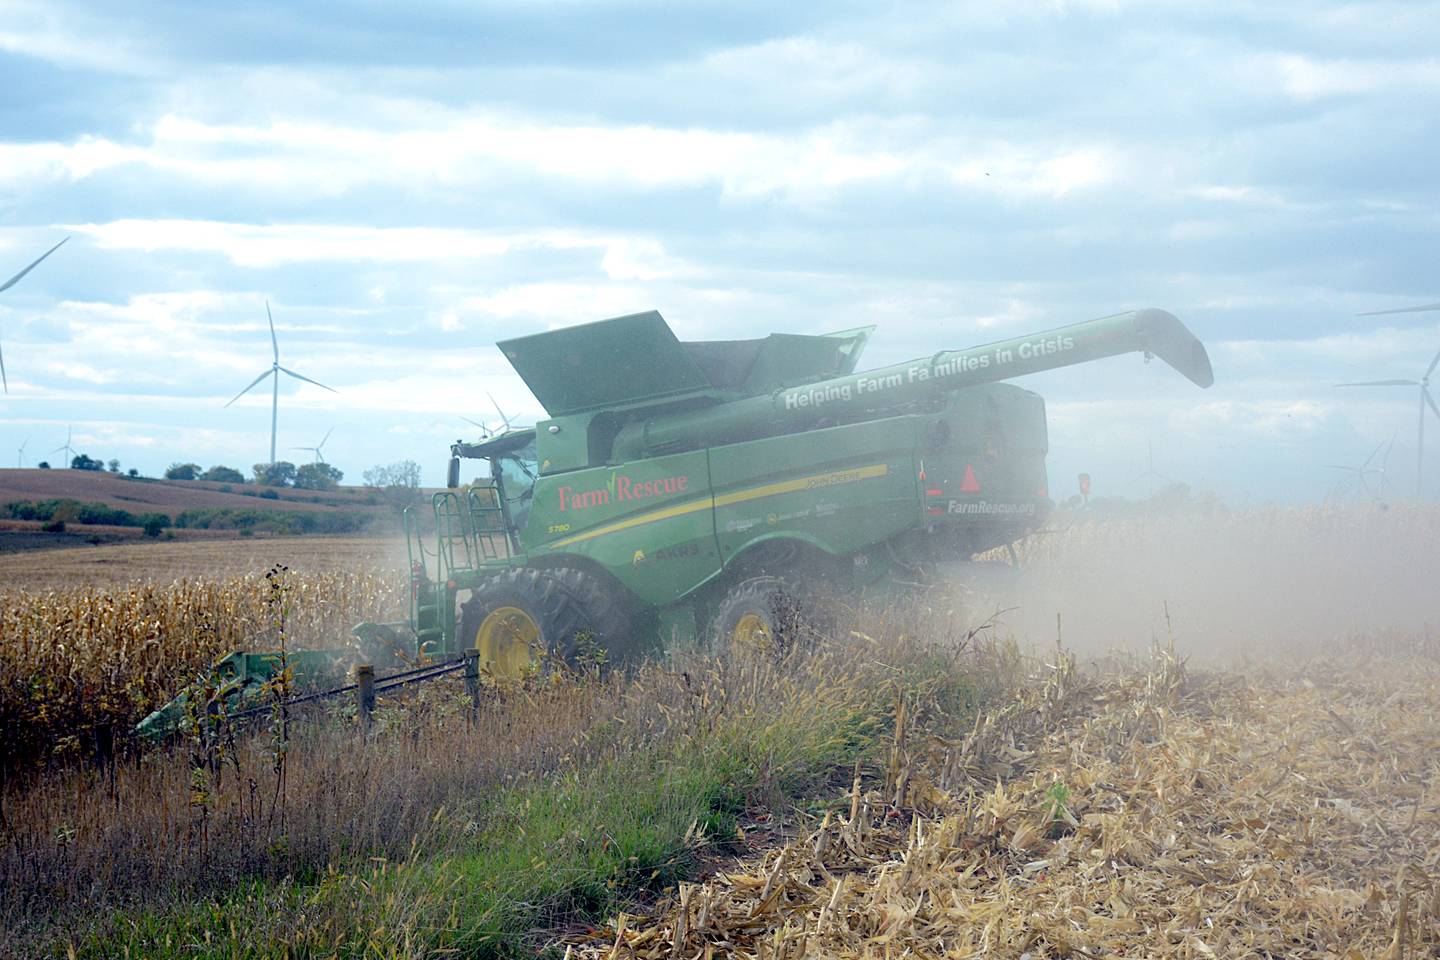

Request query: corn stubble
[{"left": 570, "top": 634, "right": 1440, "bottom": 959}]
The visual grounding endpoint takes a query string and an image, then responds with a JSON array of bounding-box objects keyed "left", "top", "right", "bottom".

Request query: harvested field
[
  {"left": 0, "top": 534, "right": 403, "bottom": 590},
  {"left": 569, "top": 638, "right": 1440, "bottom": 958}
]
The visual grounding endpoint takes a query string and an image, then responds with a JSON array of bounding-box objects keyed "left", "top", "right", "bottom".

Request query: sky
[{"left": 1, "top": 0, "right": 1438, "bottom": 502}]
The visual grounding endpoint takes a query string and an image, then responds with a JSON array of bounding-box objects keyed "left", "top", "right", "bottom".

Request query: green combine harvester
[{"left": 139, "top": 307, "right": 1212, "bottom": 737}]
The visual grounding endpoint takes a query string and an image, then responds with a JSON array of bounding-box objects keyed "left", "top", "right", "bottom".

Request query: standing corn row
[{"left": 0, "top": 571, "right": 404, "bottom": 769}]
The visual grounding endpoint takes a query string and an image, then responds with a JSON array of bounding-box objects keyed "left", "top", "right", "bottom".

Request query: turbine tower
[
  {"left": 1133, "top": 438, "right": 1170, "bottom": 499},
  {"left": 0, "top": 237, "right": 69, "bottom": 394},
  {"left": 1340, "top": 302, "right": 1440, "bottom": 497},
  {"left": 17, "top": 437, "right": 28, "bottom": 468},
  {"left": 50, "top": 426, "right": 74, "bottom": 468},
  {"left": 293, "top": 426, "right": 334, "bottom": 465},
  {"left": 226, "top": 302, "right": 336, "bottom": 465}
]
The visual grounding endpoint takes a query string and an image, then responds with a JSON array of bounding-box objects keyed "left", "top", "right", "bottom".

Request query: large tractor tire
[
  {"left": 459, "top": 567, "right": 633, "bottom": 678},
  {"left": 708, "top": 576, "right": 821, "bottom": 660}
]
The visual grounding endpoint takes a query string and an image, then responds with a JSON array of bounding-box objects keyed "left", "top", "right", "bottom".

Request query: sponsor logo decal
[
  {"left": 946, "top": 501, "right": 1038, "bottom": 516},
  {"left": 633, "top": 542, "right": 701, "bottom": 565},
  {"left": 558, "top": 473, "right": 689, "bottom": 512},
  {"left": 783, "top": 335, "right": 1077, "bottom": 411}
]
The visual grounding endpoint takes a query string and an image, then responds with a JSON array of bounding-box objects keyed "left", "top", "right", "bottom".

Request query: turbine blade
[
  {"left": 1427, "top": 345, "right": 1440, "bottom": 381},
  {"left": 319, "top": 426, "right": 333, "bottom": 447},
  {"left": 0, "top": 237, "right": 69, "bottom": 294},
  {"left": 1426, "top": 386, "right": 1440, "bottom": 423},
  {"left": 1335, "top": 379, "right": 1419, "bottom": 387},
  {"left": 267, "top": 301, "right": 279, "bottom": 362},
  {"left": 1358, "top": 302, "right": 1440, "bottom": 316},
  {"left": 462, "top": 416, "right": 489, "bottom": 430},
  {"left": 278, "top": 366, "right": 337, "bottom": 392},
  {"left": 1362, "top": 438, "right": 1386, "bottom": 469},
  {"left": 488, "top": 392, "right": 512, "bottom": 428},
  {"left": 225, "top": 369, "right": 274, "bottom": 407},
  {"left": 0, "top": 339, "right": 6, "bottom": 394}
]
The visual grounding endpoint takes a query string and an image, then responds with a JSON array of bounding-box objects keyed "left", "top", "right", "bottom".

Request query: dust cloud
[{"left": 959, "top": 504, "right": 1440, "bottom": 664}]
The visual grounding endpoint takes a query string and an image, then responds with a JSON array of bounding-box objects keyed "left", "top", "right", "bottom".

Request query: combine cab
[{"left": 140, "top": 307, "right": 1213, "bottom": 734}]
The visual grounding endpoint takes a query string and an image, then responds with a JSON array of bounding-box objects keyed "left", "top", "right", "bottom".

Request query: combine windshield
[{"left": 493, "top": 439, "right": 539, "bottom": 534}]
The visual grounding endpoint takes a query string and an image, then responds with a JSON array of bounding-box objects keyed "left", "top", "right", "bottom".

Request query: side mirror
[{"left": 446, "top": 457, "right": 460, "bottom": 489}]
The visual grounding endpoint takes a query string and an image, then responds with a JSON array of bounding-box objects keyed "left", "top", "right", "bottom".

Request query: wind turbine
[
  {"left": 225, "top": 302, "right": 336, "bottom": 465},
  {"left": 293, "top": 426, "right": 334, "bottom": 465},
  {"left": 0, "top": 237, "right": 69, "bottom": 394},
  {"left": 1339, "top": 303, "right": 1440, "bottom": 497},
  {"left": 50, "top": 427, "right": 74, "bottom": 468},
  {"left": 1133, "top": 438, "right": 1170, "bottom": 499},
  {"left": 17, "top": 437, "right": 28, "bottom": 468},
  {"left": 1324, "top": 435, "right": 1396, "bottom": 502}
]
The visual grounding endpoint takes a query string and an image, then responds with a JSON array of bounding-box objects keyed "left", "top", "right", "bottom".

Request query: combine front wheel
[{"left": 460, "top": 568, "right": 632, "bottom": 679}]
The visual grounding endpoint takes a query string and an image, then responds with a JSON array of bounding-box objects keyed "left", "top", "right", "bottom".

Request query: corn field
[{"left": 0, "top": 570, "right": 405, "bottom": 769}]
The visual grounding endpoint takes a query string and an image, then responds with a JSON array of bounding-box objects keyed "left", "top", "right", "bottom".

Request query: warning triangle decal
[{"left": 960, "top": 464, "right": 980, "bottom": 493}]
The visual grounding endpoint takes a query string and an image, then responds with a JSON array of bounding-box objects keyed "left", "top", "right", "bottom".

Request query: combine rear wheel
[
  {"left": 708, "top": 577, "right": 821, "bottom": 660},
  {"left": 460, "top": 568, "right": 633, "bottom": 678}
]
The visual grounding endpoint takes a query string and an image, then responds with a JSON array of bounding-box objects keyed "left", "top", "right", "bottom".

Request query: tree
[
  {"left": 363, "top": 459, "right": 422, "bottom": 515},
  {"left": 71, "top": 454, "right": 103, "bottom": 471},
  {"left": 253, "top": 461, "right": 297, "bottom": 487},
  {"left": 294, "top": 462, "right": 344, "bottom": 491},
  {"left": 164, "top": 463, "right": 202, "bottom": 481},
  {"left": 362, "top": 460, "right": 422, "bottom": 490},
  {"left": 107, "top": 459, "right": 120, "bottom": 473},
  {"left": 38, "top": 461, "right": 50, "bottom": 469},
  {"left": 201, "top": 465, "right": 246, "bottom": 483},
  {"left": 141, "top": 513, "right": 167, "bottom": 538},
  {"left": 126, "top": 467, "right": 139, "bottom": 478}
]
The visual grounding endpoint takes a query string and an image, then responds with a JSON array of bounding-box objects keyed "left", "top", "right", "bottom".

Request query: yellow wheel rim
[
  {"left": 731, "top": 612, "right": 774, "bottom": 656},
  {"left": 475, "top": 606, "right": 541, "bottom": 679}
]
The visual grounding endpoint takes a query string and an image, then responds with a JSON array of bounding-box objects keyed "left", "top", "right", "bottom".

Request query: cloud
[
  {"left": 7, "top": 109, "right": 1128, "bottom": 208},
  {"left": 1269, "top": 53, "right": 1440, "bottom": 101},
  {"left": 68, "top": 220, "right": 694, "bottom": 276}
]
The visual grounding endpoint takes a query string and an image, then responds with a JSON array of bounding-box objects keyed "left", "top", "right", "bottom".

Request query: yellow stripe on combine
[
  {"left": 549, "top": 463, "right": 890, "bottom": 548},
  {"left": 712, "top": 462, "right": 889, "bottom": 507}
]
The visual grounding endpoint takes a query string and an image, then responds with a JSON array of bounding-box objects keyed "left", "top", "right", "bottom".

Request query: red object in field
[
  {"left": 960, "top": 464, "right": 980, "bottom": 493},
  {"left": 1078, "top": 472, "right": 1091, "bottom": 497}
]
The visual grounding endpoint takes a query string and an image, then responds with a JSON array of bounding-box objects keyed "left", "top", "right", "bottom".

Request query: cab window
[{"left": 494, "top": 441, "right": 538, "bottom": 533}]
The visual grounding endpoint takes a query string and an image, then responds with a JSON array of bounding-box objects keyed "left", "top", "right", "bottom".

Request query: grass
[{"left": 3, "top": 602, "right": 1008, "bottom": 959}]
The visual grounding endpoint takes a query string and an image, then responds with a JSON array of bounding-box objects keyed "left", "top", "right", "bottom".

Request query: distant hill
[{"left": 0, "top": 468, "right": 389, "bottom": 521}]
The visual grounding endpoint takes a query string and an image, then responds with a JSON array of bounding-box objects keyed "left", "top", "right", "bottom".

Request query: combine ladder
[{"left": 407, "top": 486, "right": 510, "bottom": 657}]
